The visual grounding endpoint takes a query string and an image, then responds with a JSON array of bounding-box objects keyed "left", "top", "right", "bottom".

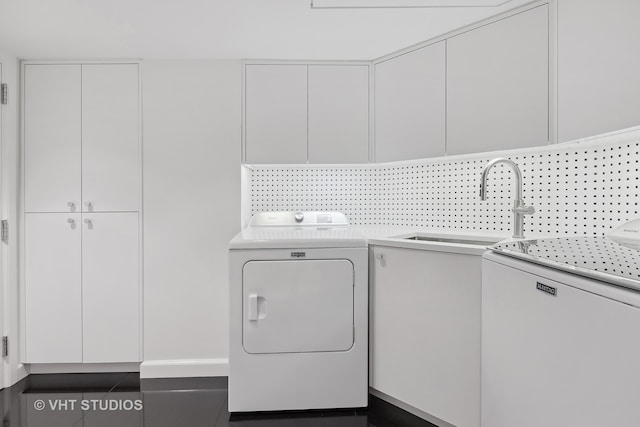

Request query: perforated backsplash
[{"left": 248, "top": 130, "right": 640, "bottom": 236}]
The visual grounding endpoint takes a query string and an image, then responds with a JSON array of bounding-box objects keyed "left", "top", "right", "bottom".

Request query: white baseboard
[
  {"left": 26, "top": 362, "right": 141, "bottom": 374},
  {"left": 369, "top": 388, "right": 454, "bottom": 427},
  {"left": 140, "top": 358, "right": 228, "bottom": 379}
]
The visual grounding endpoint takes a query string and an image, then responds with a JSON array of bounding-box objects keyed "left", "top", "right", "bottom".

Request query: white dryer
[{"left": 228, "top": 212, "right": 368, "bottom": 413}]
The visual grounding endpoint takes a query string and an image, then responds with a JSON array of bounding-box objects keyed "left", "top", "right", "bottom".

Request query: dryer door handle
[{"left": 248, "top": 293, "right": 259, "bottom": 321}]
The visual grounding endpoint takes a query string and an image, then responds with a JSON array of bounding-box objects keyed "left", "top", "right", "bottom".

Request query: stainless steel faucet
[{"left": 480, "top": 158, "right": 535, "bottom": 239}]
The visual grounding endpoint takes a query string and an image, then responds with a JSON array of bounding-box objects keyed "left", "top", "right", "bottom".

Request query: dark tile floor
[{"left": 0, "top": 373, "right": 437, "bottom": 427}]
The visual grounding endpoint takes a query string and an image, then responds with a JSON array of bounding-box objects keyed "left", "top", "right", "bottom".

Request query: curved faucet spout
[
  {"left": 479, "top": 158, "right": 523, "bottom": 201},
  {"left": 479, "top": 157, "right": 534, "bottom": 239}
]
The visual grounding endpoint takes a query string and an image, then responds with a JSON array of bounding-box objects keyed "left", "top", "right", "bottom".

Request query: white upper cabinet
[
  {"left": 446, "top": 5, "right": 549, "bottom": 155},
  {"left": 374, "top": 42, "right": 446, "bottom": 162},
  {"left": 308, "top": 65, "right": 369, "bottom": 163},
  {"left": 557, "top": 0, "right": 640, "bottom": 142},
  {"left": 82, "top": 64, "right": 140, "bottom": 212},
  {"left": 244, "top": 65, "right": 308, "bottom": 164},
  {"left": 244, "top": 63, "right": 370, "bottom": 164},
  {"left": 24, "top": 63, "right": 140, "bottom": 213},
  {"left": 24, "top": 65, "right": 82, "bottom": 213}
]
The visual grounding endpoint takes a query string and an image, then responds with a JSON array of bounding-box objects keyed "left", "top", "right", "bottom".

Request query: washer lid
[{"left": 490, "top": 236, "right": 640, "bottom": 291}]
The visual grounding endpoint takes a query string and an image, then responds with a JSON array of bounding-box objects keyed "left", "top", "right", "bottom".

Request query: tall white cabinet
[
  {"left": 82, "top": 65, "right": 140, "bottom": 212},
  {"left": 23, "top": 63, "right": 141, "bottom": 364},
  {"left": 24, "top": 65, "right": 82, "bottom": 213},
  {"left": 82, "top": 213, "right": 139, "bottom": 363},
  {"left": 25, "top": 213, "right": 83, "bottom": 363}
]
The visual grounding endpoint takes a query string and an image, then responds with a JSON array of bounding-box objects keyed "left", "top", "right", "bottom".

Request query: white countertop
[
  {"left": 231, "top": 222, "right": 560, "bottom": 255},
  {"left": 355, "top": 226, "right": 510, "bottom": 256}
]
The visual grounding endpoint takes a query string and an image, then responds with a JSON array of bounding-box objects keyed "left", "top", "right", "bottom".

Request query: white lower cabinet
[
  {"left": 370, "top": 245, "right": 482, "bottom": 427},
  {"left": 25, "top": 213, "right": 83, "bottom": 363},
  {"left": 82, "top": 213, "right": 140, "bottom": 363},
  {"left": 25, "top": 212, "right": 140, "bottom": 364}
]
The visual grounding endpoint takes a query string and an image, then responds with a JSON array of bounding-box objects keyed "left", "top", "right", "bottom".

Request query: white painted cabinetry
[
  {"left": 446, "top": 5, "right": 549, "bottom": 155},
  {"left": 23, "top": 63, "right": 141, "bottom": 364},
  {"left": 82, "top": 64, "right": 140, "bottom": 212},
  {"left": 244, "top": 65, "right": 308, "bottom": 164},
  {"left": 244, "top": 63, "right": 369, "bottom": 164},
  {"left": 557, "top": 0, "right": 640, "bottom": 142},
  {"left": 308, "top": 65, "right": 369, "bottom": 163},
  {"left": 370, "top": 245, "right": 482, "bottom": 427},
  {"left": 24, "top": 65, "right": 82, "bottom": 213},
  {"left": 82, "top": 213, "right": 140, "bottom": 363},
  {"left": 25, "top": 63, "right": 140, "bottom": 213},
  {"left": 374, "top": 42, "right": 446, "bottom": 162},
  {"left": 25, "top": 213, "right": 83, "bottom": 363},
  {"left": 25, "top": 213, "right": 140, "bottom": 363}
]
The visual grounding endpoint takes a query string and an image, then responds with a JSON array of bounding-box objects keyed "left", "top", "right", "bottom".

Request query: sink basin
[{"left": 399, "top": 235, "right": 501, "bottom": 246}]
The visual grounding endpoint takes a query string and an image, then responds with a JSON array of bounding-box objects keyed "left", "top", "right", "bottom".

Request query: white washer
[
  {"left": 228, "top": 212, "right": 368, "bottom": 413},
  {"left": 482, "top": 219, "right": 640, "bottom": 427}
]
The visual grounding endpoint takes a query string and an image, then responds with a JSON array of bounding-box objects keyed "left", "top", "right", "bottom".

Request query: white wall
[
  {"left": 141, "top": 60, "right": 241, "bottom": 378},
  {"left": 0, "top": 53, "right": 26, "bottom": 388}
]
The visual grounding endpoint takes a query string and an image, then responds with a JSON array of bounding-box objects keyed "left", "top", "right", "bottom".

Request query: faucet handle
[{"left": 514, "top": 205, "right": 536, "bottom": 215}]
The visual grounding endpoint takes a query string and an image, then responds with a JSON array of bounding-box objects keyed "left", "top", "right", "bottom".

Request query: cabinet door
[
  {"left": 557, "top": 0, "right": 640, "bottom": 142},
  {"left": 244, "top": 65, "right": 307, "bottom": 164},
  {"left": 24, "top": 65, "right": 81, "bottom": 213},
  {"left": 374, "top": 42, "right": 446, "bottom": 162},
  {"left": 82, "top": 213, "right": 140, "bottom": 362},
  {"left": 447, "top": 5, "right": 549, "bottom": 154},
  {"left": 25, "top": 213, "right": 82, "bottom": 363},
  {"left": 82, "top": 64, "right": 140, "bottom": 212},
  {"left": 371, "top": 246, "right": 481, "bottom": 427},
  {"left": 308, "top": 65, "right": 369, "bottom": 163}
]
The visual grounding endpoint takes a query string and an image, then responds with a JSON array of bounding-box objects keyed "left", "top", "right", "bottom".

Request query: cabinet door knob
[
  {"left": 84, "top": 202, "right": 93, "bottom": 211},
  {"left": 375, "top": 253, "right": 384, "bottom": 261},
  {"left": 84, "top": 219, "right": 92, "bottom": 225},
  {"left": 67, "top": 202, "right": 76, "bottom": 211},
  {"left": 67, "top": 218, "right": 76, "bottom": 225}
]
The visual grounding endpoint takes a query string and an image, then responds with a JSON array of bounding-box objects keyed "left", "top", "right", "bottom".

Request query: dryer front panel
[{"left": 242, "top": 259, "right": 354, "bottom": 354}]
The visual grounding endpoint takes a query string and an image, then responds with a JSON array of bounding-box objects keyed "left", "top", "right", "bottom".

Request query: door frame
[{"left": 0, "top": 62, "right": 6, "bottom": 389}]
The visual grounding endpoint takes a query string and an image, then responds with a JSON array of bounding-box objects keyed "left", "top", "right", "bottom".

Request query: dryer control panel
[{"left": 249, "top": 211, "right": 349, "bottom": 227}]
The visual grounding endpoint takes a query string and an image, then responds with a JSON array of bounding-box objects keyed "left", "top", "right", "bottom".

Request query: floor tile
[{"left": 0, "top": 374, "right": 437, "bottom": 427}]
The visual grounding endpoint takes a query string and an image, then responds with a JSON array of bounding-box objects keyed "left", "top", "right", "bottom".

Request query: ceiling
[{"left": 0, "top": 0, "right": 534, "bottom": 60}]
